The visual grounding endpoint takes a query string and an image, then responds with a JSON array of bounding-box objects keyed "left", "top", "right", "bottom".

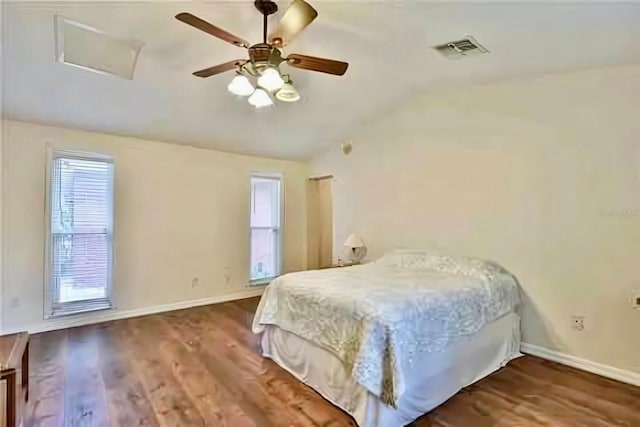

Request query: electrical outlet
[
  {"left": 571, "top": 315, "right": 585, "bottom": 331},
  {"left": 10, "top": 297, "right": 20, "bottom": 308},
  {"left": 192, "top": 277, "right": 199, "bottom": 288}
]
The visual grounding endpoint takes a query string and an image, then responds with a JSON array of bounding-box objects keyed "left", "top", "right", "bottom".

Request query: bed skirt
[{"left": 261, "top": 313, "right": 522, "bottom": 427}]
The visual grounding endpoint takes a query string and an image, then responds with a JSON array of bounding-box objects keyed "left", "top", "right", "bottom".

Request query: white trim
[
  {"left": 51, "top": 149, "right": 114, "bottom": 162},
  {"left": 44, "top": 149, "right": 115, "bottom": 318},
  {"left": 0, "top": 120, "right": 5, "bottom": 334},
  {"left": 521, "top": 342, "right": 640, "bottom": 388},
  {"left": 2, "top": 287, "right": 265, "bottom": 335},
  {"left": 249, "top": 172, "right": 284, "bottom": 281},
  {"left": 249, "top": 276, "right": 276, "bottom": 286}
]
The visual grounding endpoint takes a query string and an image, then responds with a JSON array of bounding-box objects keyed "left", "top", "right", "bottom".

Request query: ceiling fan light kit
[{"left": 176, "top": 0, "right": 348, "bottom": 109}]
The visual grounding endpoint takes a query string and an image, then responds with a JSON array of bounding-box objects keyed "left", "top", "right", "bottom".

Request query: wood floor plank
[
  {"left": 25, "top": 329, "right": 67, "bottom": 427},
  {"left": 153, "top": 314, "right": 257, "bottom": 427},
  {"left": 94, "top": 320, "right": 160, "bottom": 427},
  {"left": 24, "top": 297, "right": 640, "bottom": 427},
  {"left": 124, "top": 316, "right": 206, "bottom": 427},
  {"left": 161, "top": 306, "right": 285, "bottom": 426},
  {"left": 206, "top": 303, "right": 356, "bottom": 425},
  {"left": 64, "top": 325, "right": 110, "bottom": 427}
]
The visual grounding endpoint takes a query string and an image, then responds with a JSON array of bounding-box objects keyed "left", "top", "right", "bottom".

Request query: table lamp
[{"left": 344, "top": 234, "right": 367, "bottom": 264}]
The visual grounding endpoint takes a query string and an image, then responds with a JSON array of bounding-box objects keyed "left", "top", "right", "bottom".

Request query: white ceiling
[{"left": 3, "top": 1, "right": 640, "bottom": 160}]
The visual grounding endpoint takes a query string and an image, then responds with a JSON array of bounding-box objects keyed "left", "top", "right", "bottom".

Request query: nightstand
[{"left": 1, "top": 332, "right": 29, "bottom": 427}]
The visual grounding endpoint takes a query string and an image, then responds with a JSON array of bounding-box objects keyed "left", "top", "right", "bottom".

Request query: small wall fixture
[{"left": 342, "top": 141, "right": 353, "bottom": 155}]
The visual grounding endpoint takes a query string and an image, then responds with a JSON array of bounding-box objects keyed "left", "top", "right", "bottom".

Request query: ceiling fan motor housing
[
  {"left": 248, "top": 45, "right": 284, "bottom": 69},
  {"left": 249, "top": 44, "right": 272, "bottom": 64}
]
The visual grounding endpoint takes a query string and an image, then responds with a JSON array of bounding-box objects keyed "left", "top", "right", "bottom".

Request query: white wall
[
  {"left": 311, "top": 65, "right": 640, "bottom": 375},
  {"left": 1, "top": 120, "right": 308, "bottom": 333}
]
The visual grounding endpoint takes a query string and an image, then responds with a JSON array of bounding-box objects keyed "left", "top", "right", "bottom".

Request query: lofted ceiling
[{"left": 2, "top": 1, "right": 640, "bottom": 160}]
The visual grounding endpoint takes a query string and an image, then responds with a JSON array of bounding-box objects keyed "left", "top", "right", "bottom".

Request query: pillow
[
  {"left": 375, "top": 248, "right": 507, "bottom": 282},
  {"left": 375, "top": 248, "right": 445, "bottom": 268}
]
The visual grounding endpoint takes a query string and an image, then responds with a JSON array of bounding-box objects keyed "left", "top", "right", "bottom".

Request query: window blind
[
  {"left": 47, "top": 153, "right": 114, "bottom": 317},
  {"left": 249, "top": 175, "right": 282, "bottom": 283}
]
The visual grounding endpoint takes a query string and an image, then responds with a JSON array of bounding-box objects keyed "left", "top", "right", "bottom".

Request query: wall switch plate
[{"left": 571, "top": 315, "right": 585, "bottom": 331}]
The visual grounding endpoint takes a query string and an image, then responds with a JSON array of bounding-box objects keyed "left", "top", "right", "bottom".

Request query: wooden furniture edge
[
  {"left": 7, "top": 333, "right": 28, "bottom": 372},
  {"left": 0, "top": 368, "right": 16, "bottom": 427}
]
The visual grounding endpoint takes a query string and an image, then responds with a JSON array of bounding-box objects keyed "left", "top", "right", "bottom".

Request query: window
[
  {"left": 46, "top": 151, "right": 114, "bottom": 317},
  {"left": 250, "top": 174, "right": 282, "bottom": 283}
]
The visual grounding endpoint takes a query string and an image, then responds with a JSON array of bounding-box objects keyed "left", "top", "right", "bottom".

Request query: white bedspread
[{"left": 252, "top": 252, "right": 520, "bottom": 406}]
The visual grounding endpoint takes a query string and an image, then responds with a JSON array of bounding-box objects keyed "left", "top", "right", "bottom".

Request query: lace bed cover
[{"left": 252, "top": 251, "right": 521, "bottom": 407}]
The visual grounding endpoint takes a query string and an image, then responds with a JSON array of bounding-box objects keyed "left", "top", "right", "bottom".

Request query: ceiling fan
[{"left": 176, "top": 0, "right": 349, "bottom": 108}]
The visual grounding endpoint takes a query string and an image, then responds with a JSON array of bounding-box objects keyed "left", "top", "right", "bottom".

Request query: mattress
[
  {"left": 262, "top": 312, "right": 522, "bottom": 427},
  {"left": 253, "top": 251, "right": 521, "bottom": 405}
]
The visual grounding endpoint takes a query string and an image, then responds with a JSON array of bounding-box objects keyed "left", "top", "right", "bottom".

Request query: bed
[{"left": 252, "top": 250, "right": 522, "bottom": 426}]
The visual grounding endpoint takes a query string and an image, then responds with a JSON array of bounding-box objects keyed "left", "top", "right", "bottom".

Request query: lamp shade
[{"left": 343, "top": 234, "right": 364, "bottom": 248}]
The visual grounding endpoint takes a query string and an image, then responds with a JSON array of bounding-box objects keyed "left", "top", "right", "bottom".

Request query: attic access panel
[{"left": 55, "top": 16, "right": 143, "bottom": 79}]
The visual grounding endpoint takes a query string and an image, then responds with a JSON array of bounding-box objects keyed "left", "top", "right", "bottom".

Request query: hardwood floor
[{"left": 25, "top": 297, "right": 639, "bottom": 427}]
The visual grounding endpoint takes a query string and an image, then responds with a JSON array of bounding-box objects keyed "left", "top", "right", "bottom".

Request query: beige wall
[
  {"left": 311, "top": 65, "right": 640, "bottom": 374},
  {"left": 1, "top": 120, "right": 308, "bottom": 333}
]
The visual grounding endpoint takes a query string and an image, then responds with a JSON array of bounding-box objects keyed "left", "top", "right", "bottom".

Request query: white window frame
[
  {"left": 249, "top": 172, "right": 283, "bottom": 285},
  {"left": 44, "top": 149, "right": 115, "bottom": 318}
]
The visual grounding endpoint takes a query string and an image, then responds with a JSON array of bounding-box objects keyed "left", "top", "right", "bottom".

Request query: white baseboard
[
  {"left": 5, "top": 287, "right": 265, "bottom": 335},
  {"left": 521, "top": 342, "right": 640, "bottom": 388}
]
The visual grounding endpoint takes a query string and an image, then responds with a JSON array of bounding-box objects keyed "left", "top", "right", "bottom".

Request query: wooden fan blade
[
  {"left": 193, "top": 60, "right": 247, "bottom": 78},
  {"left": 268, "top": 0, "right": 318, "bottom": 47},
  {"left": 176, "top": 13, "right": 249, "bottom": 48},
  {"left": 286, "top": 54, "right": 348, "bottom": 76}
]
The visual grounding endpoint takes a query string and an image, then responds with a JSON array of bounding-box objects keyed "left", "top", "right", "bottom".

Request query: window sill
[
  {"left": 248, "top": 276, "right": 278, "bottom": 286},
  {"left": 45, "top": 299, "right": 113, "bottom": 319}
]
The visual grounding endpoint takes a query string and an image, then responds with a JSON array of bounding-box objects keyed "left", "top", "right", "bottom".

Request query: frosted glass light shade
[
  {"left": 227, "top": 74, "right": 254, "bottom": 96},
  {"left": 275, "top": 82, "right": 300, "bottom": 102},
  {"left": 248, "top": 87, "right": 274, "bottom": 108},
  {"left": 257, "top": 67, "right": 284, "bottom": 92}
]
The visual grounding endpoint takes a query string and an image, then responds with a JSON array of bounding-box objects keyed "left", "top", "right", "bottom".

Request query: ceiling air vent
[{"left": 433, "top": 35, "right": 489, "bottom": 60}]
